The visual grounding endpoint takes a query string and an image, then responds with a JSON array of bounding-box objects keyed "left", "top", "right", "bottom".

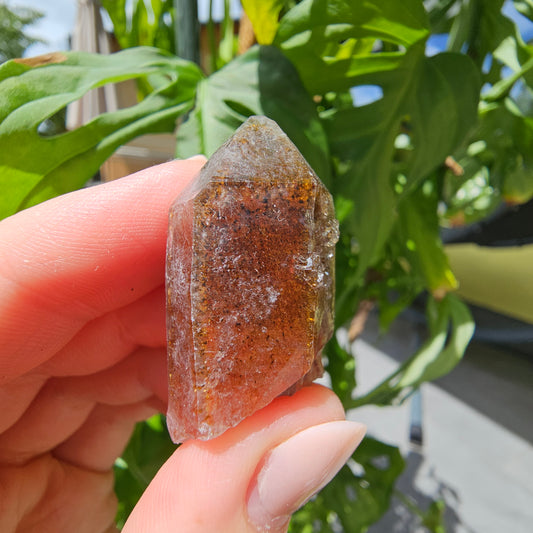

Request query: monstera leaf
[
  {"left": 0, "top": 47, "right": 203, "bottom": 220},
  {"left": 176, "top": 45, "right": 331, "bottom": 186}
]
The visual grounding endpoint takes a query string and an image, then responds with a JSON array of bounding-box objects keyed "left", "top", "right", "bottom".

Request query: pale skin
[{"left": 0, "top": 158, "right": 365, "bottom": 533}]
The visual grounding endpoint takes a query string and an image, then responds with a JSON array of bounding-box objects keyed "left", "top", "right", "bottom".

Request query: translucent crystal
[{"left": 166, "top": 116, "right": 339, "bottom": 443}]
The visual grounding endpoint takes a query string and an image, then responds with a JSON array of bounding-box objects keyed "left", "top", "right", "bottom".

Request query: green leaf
[
  {"left": 120, "top": 415, "right": 176, "bottom": 487},
  {"left": 333, "top": 231, "right": 364, "bottom": 329},
  {"left": 422, "top": 500, "right": 447, "bottom": 533},
  {"left": 444, "top": 0, "right": 533, "bottom": 89},
  {"left": 176, "top": 45, "right": 331, "bottom": 185},
  {"left": 324, "top": 49, "right": 480, "bottom": 280},
  {"left": 114, "top": 416, "right": 176, "bottom": 527},
  {"left": 447, "top": 0, "right": 507, "bottom": 58},
  {"left": 450, "top": 99, "right": 533, "bottom": 207},
  {"left": 440, "top": 159, "right": 500, "bottom": 226},
  {"left": 218, "top": 0, "right": 237, "bottom": 67},
  {"left": 325, "top": 336, "right": 356, "bottom": 408},
  {"left": 484, "top": 27, "right": 533, "bottom": 102},
  {"left": 242, "top": 0, "right": 285, "bottom": 45},
  {"left": 496, "top": 101, "right": 533, "bottom": 203},
  {"left": 0, "top": 3, "right": 45, "bottom": 62},
  {"left": 484, "top": 56, "right": 533, "bottom": 102},
  {"left": 275, "top": 0, "right": 429, "bottom": 94},
  {"left": 352, "top": 294, "right": 474, "bottom": 408},
  {"left": 290, "top": 437, "right": 405, "bottom": 532},
  {"left": 0, "top": 47, "right": 203, "bottom": 220},
  {"left": 514, "top": 0, "right": 533, "bottom": 19},
  {"left": 396, "top": 184, "right": 458, "bottom": 298},
  {"left": 101, "top": 0, "right": 130, "bottom": 48},
  {"left": 101, "top": 0, "right": 176, "bottom": 53},
  {"left": 426, "top": 0, "right": 461, "bottom": 34}
]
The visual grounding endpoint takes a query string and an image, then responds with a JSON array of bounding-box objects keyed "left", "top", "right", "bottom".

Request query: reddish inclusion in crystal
[{"left": 166, "top": 116, "right": 339, "bottom": 443}]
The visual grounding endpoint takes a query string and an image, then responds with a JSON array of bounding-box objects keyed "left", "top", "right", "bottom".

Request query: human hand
[{"left": 0, "top": 158, "right": 365, "bottom": 532}]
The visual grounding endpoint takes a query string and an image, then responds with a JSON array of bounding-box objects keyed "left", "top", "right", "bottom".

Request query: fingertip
[
  {"left": 246, "top": 420, "right": 366, "bottom": 532},
  {"left": 124, "top": 385, "right": 350, "bottom": 532}
]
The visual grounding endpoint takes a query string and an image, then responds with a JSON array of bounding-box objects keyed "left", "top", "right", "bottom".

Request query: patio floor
[{"left": 342, "top": 312, "right": 533, "bottom": 533}]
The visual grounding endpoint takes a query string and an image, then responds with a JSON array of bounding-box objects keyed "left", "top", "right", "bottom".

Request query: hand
[{"left": 0, "top": 158, "right": 365, "bottom": 533}]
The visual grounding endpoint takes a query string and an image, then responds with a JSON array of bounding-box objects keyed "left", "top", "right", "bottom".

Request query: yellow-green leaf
[
  {"left": 242, "top": 0, "right": 284, "bottom": 45},
  {"left": 398, "top": 188, "right": 459, "bottom": 298}
]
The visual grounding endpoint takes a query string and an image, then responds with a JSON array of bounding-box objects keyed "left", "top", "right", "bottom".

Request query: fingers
[
  {"left": 123, "top": 385, "right": 366, "bottom": 533},
  {"left": 0, "top": 345, "right": 167, "bottom": 464},
  {"left": 40, "top": 286, "right": 167, "bottom": 377},
  {"left": 60, "top": 346, "right": 168, "bottom": 408},
  {"left": 0, "top": 378, "right": 95, "bottom": 465},
  {"left": 0, "top": 455, "right": 116, "bottom": 533},
  {"left": 53, "top": 400, "right": 160, "bottom": 472},
  {"left": 0, "top": 373, "right": 47, "bottom": 434},
  {"left": 0, "top": 157, "right": 206, "bottom": 382}
]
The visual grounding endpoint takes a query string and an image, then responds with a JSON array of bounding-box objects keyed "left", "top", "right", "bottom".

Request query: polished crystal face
[{"left": 166, "top": 116, "right": 339, "bottom": 443}]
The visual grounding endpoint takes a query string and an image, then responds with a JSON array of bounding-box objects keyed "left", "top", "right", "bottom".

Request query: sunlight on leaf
[{"left": 242, "top": 0, "right": 285, "bottom": 45}]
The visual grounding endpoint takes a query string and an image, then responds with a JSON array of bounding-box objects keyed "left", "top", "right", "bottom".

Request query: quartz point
[{"left": 166, "top": 115, "right": 339, "bottom": 443}]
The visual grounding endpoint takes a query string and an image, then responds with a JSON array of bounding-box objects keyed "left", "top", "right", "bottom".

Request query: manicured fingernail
[
  {"left": 247, "top": 420, "right": 366, "bottom": 532},
  {"left": 186, "top": 154, "right": 207, "bottom": 161}
]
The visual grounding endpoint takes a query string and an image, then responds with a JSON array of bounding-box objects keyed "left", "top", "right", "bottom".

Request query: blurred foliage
[
  {"left": 101, "top": 0, "right": 177, "bottom": 53},
  {"left": 0, "top": 1, "right": 45, "bottom": 63},
  {"left": 114, "top": 415, "right": 176, "bottom": 528},
  {"left": 0, "top": 48, "right": 202, "bottom": 217},
  {"left": 2, "top": 0, "right": 533, "bottom": 530}
]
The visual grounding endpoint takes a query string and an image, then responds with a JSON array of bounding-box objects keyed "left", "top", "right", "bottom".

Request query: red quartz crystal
[{"left": 166, "top": 116, "right": 339, "bottom": 443}]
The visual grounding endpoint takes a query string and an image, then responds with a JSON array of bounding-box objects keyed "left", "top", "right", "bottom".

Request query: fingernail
[{"left": 247, "top": 420, "right": 366, "bottom": 532}]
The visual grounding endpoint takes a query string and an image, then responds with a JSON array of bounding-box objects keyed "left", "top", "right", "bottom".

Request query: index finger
[{"left": 0, "top": 157, "right": 205, "bottom": 381}]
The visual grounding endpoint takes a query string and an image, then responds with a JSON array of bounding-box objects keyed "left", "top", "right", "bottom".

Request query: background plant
[
  {"left": 0, "top": 1, "right": 45, "bottom": 63},
  {"left": 1, "top": 0, "right": 532, "bottom": 530}
]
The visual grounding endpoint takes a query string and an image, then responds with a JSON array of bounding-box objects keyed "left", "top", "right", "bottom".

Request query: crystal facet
[{"left": 166, "top": 116, "right": 339, "bottom": 443}]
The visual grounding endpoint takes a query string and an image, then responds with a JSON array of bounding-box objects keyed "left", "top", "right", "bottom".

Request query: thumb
[{"left": 123, "top": 385, "right": 365, "bottom": 533}]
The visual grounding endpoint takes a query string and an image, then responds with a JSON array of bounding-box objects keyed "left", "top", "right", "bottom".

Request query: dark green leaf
[
  {"left": 114, "top": 416, "right": 176, "bottom": 527},
  {"left": 396, "top": 183, "right": 458, "bottom": 297},
  {"left": 486, "top": 100, "right": 533, "bottom": 203},
  {"left": 324, "top": 336, "right": 356, "bottom": 408},
  {"left": 447, "top": 0, "right": 507, "bottom": 60},
  {"left": 275, "top": 0, "right": 429, "bottom": 94},
  {"left": 324, "top": 49, "right": 480, "bottom": 281},
  {"left": 426, "top": 0, "right": 461, "bottom": 34},
  {"left": 0, "top": 47, "right": 203, "bottom": 220},
  {"left": 176, "top": 45, "right": 331, "bottom": 185}
]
